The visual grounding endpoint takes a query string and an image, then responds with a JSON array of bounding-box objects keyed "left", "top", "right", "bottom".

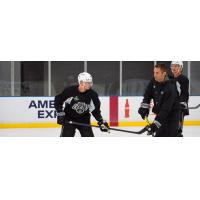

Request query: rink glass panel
[
  {"left": 87, "top": 61, "right": 120, "bottom": 96},
  {"left": 0, "top": 61, "right": 11, "bottom": 96},
  {"left": 190, "top": 62, "right": 200, "bottom": 95},
  {"left": 0, "top": 61, "right": 200, "bottom": 97},
  {"left": 20, "top": 62, "right": 49, "bottom": 96},
  {"left": 122, "top": 61, "right": 154, "bottom": 96},
  {"left": 51, "top": 61, "right": 84, "bottom": 95}
]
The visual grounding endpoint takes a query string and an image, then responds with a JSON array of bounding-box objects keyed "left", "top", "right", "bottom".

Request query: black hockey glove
[
  {"left": 98, "top": 120, "right": 110, "bottom": 132},
  {"left": 145, "top": 120, "right": 161, "bottom": 136},
  {"left": 145, "top": 123, "right": 158, "bottom": 136},
  {"left": 138, "top": 103, "right": 150, "bottom": 120},
  {"left": 180, "top": 102, "right": 189, "bottom": 116},
  {"left": 56, "top": 111, "right": 65, "bottom": 125},
  {"left": 138, "top": 107, "right": 149, "bottom": 120}
]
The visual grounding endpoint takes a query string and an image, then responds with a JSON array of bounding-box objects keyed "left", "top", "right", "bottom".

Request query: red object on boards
[
  {"left": 110, "top": 96, "right": 118, "bottom": 126},
  {"left": 125, "top": 99, "right": 130, "bottom": 118}
]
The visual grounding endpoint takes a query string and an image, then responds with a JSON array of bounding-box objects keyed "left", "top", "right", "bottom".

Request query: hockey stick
[
  {"left": 189, "top": 104, "right": 200, "bottom": 109},
  {"left": 65, "top": 121, "right": 148, "bottom": 135}
]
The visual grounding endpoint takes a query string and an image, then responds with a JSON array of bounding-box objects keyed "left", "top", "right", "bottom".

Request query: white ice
[{"left": 0, "top": 126, "right": 199, "bottom": 137}]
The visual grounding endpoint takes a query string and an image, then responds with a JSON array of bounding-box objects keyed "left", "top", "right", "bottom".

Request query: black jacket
[
  {"left": 142, "top": 78, "right": 180, "bottom": 126},
  {"left": 54, "top": 85, "right": 103, "bottom": 123}
]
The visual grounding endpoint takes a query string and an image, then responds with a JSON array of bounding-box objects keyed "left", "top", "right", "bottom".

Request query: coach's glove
[
  {"left": 98, "top": 120, "right": 110, "bottom": 132},
  {"left": 138, "top": 103, "right": 150, "bottom": 120},
  {"left": 145, "top": 120, "right": 161, "bottom": 137},
  {"left": 56, "top": 111, "right": 65, "bottom": 125},
  {"left": 180, "top": 102, "right": 189, "bottom": 116}
]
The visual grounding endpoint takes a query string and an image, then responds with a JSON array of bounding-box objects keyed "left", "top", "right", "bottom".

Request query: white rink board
[
  {"left": 0, "top": 97, "right": 109, "bottom": 124},
  {"left": 0, "top": 96, "right": 199, "bottom": 124}
]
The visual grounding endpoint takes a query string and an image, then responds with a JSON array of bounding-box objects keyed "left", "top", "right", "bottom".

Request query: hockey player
[
  {"left": 54, "top": 72, "right": 110, "bottom": 137},
  {"left": 138, "top": 64, "right": 181, "bottom": 137},
  {"left": 170, "top": 61, "right": 189, "bottom": 137}
]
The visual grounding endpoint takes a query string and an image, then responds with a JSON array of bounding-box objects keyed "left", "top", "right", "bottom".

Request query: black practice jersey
[
  {"left": 142, "top": 78, "right": 180, "bottom": 125},
  {"left": 169, "top": 74, "right": 189, "bottom": 103},
  {"left": 54, "top": 85, "right": 103, "bottom": 123}
]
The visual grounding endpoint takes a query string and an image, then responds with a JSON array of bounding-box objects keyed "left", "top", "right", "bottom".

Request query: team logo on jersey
[
  {"left": 72, "top": 102, "right": 90, "bottom": 114},
  {"left": 73, "top": 96, "right": 80, "bottom": 101}
]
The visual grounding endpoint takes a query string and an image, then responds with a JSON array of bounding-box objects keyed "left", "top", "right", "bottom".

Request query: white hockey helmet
[
  {"left": 78, "top": 72, "right": 93, "bottom": 84},
  {"left": 171, "top": 61, "right": 183, "bottom": 69}
]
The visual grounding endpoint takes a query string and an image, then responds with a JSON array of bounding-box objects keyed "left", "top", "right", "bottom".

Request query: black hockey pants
[{"left": 60, "top": 123, "right": 94, "bottom": 137}]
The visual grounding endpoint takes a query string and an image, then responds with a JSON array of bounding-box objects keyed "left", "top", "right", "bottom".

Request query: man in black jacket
[
  {"left": 170, "top": 61, "right": 189, "bottom": 137},
  {"left": 54, "top": 72, "right": 109, "bottom": 137},
  {"left": 138, "top": 64, "right": 181, "bottom": 137}
]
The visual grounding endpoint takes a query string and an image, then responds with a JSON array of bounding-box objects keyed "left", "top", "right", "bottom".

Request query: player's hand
[
  {"left": 138, "top": 107, "right": 149, "bottom": 120},
  {"left": 57, "top": 112, "right": 65, "bottom": 125},
  {"left": 98, "top": 120, "right": 110, "bottom": 133},
  {"left": 180, "top": 102, "right": 187, "bottom": 110},
  {"left": 180, "top": 102, "right": 189, "bottom": 115},
  {"left": 145, "top": 123, "right": 158, "bottom": 136}
]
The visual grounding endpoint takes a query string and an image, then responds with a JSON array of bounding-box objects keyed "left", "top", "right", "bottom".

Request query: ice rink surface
[{"left": 0, "top": 126, "right": 199, "bottom": 137}]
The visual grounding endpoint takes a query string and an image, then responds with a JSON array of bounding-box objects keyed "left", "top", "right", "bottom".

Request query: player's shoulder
[
  {"left": 180, "top": 74, "right": 189, "bottom": 82},
  {"left": 175, "top": 74, "right": 189, "bottom": 86},
  {"left": 89, "top": 88, "right": 98, "bottom": 95},
  {"left": 87, "top": 88, "right": 99, "bottom": 98}
]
